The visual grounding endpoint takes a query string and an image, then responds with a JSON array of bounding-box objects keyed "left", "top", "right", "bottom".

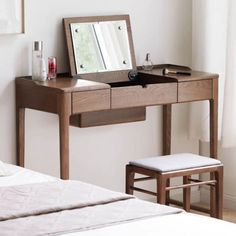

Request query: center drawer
[
  {"left": 72, "top": 89, "right": 110, "bottom": 114},
  {"left": 111, "top": 83, "right": 177, "bottom": 109}
]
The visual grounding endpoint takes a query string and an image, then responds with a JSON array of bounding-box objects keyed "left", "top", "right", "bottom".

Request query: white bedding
[
  {"left": 0, "top": 164, "right": 57, "bottom": 186},
  {"left": 0, "top": 164, "right": 235, "bottom": 236}
]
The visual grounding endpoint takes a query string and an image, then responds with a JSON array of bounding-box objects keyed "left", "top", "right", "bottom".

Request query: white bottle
[
  {"left": 39, "top": 58, "right": 47, "bottom": 81},
  {"left": 32, "top": 41, "right": 43, "bottom": 81}
]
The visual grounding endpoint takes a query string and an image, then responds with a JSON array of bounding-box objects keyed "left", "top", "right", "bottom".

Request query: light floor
[
  {"left": 147, "top": 197, "right": 236, "bottom": 223},
  {"left": 221, "top": 208, "right": 236, "bottom": 223},
  {"left": 191, "top": 206, "right": 236, "bottom": 223}
]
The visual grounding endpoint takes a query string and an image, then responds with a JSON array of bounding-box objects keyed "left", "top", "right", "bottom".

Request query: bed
[{"left": 0, "top": 162, "right": 235, "bottom": 236}]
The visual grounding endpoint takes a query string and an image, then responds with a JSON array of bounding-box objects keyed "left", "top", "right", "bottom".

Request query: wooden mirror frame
[{"left": 63, "top": 15, "right": 137, "bottom": 83}]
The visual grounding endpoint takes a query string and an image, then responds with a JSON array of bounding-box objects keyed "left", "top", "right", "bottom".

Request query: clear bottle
[
  {"left": 39, "top": 58, "right": 47, "bottom": 81},
  {"left": 32, "top": 41, "right": 43, "bottom": 81},
  {"left": 142, "top": 53, "right": 153, "bottom": 71}
]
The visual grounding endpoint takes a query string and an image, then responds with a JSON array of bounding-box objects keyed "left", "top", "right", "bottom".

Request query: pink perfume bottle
[{"left": 48, "top": 57, "right": 57, "bottom": 79}]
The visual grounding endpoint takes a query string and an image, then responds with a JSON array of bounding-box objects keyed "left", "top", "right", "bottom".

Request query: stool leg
[
  {"left": 183, "top": 175, "right": 191, "bottom": 212},
  {"left": 126, "top": 165, "right": 135, "bottom": 195},
  {"left": 210, "top": 172, "right": 216, "bottom": 217},
  {"left": 157, "top": 175, "right": 167, "bottom": 204},
  {"left": 215, "top": 167, "right": 223, "bottom": 219},
  {"left": 166, "top": 179, "right": 170, "bottom": 205}
]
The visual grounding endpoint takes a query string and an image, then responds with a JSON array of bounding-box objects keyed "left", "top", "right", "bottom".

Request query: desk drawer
[
  {"left": 111, "top": 83, "right": 177, "bottom": 109},
  {"left": 178, "top": 80, "right": 212, "bottom": 102},
  {"left": 72, "top": 89, "right": 110, "bottom": 113}
]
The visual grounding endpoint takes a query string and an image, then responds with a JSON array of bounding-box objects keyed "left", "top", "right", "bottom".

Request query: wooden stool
[{"left": 126, "top": 153, "right": 223, "bottom": 219}]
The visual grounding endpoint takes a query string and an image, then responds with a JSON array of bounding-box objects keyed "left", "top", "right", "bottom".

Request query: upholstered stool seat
[
  {"left": 130, "top": 153, "right": 221, "bottom": 172},
  {"left": 126, "top": 153, "right": 223, "bottom": 219}
]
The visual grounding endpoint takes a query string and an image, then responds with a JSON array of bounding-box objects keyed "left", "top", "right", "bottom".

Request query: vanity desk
[
  {"left": 15, "top": 15, "right": 218, "bottom": 179},
  {"left": 15, "top": 68, "right": 218, "bottom": 179}
]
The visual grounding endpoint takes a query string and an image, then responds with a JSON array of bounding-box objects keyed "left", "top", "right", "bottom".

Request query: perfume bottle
[
  {"left": 48, "top": 57, "right": 57, "bottom": 79},
  {"left": 32, "top": 41, "right": 43, "bottom": 80},
  {"left": 142, "top": 53, "right": 153, "bottom": 71},
  {"left": 39, "top": 58, "right": 47, "bottom": 81}
]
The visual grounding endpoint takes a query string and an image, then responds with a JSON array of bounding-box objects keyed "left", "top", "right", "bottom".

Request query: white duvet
[{"left": 0, "top": 164, "right": 235, "bottom": 236}]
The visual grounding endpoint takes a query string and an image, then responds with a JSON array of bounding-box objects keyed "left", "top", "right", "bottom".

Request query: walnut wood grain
[
  {"left": 209, "top": 77, "right": 219, "bottom": 217},
  {"left": 111, "top": 83, "right": 177, "bottom": 109},
  {"left": 70, "top": 107, "right": 146, "bottom": 127},
  {"left": 183, "top": 175, "right": 191, "bottom": 211},
  {"left": 36, "top": 77, "right": 110, "bottom": 92},
  {"left": 139, "top": 69, "right": 218, "bottom": 82},
  {"left": 15, "top": 77, "right": 59, "bottom": 114},
  {"left": 126, "top": 163, "right": 223, "bottom": 219},
  {"left": 16, "top": 107, "right": 25, "bottom": 167},
  {"left": 215, "top": 166, "right": 223, "bottom": 219},
  {"left": 72, "top": 89, "right": 110, "bottom": 113},
  {"left": 178, "top": 79, "right": 212, "bottom": 102},
  {"left": 210, "top": 77, "right": 219, "bottom": 159},
  {"left": 58, "top": 93, "right": 71, "bottom": 180},
  {"left": 163, "top": 104, "right": 172, "bottom": 155},
  {"left": 15, "top": 68, "right": 219, "bottom": 180}
]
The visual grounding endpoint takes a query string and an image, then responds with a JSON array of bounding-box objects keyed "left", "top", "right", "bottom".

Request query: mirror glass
[{"left": 70, "top": 20, "right": 132, "bottom": 74}]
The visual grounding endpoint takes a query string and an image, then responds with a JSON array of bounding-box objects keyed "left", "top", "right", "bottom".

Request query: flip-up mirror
[{"left": 63, "top": 15, "right": 136, "bottom": 83}]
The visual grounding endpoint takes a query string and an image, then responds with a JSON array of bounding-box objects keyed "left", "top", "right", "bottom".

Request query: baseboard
[{"left": 200, "top": 187, "right": 236, "bottom": 210}]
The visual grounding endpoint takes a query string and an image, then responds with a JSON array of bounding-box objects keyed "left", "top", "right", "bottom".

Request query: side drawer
[
  {"left": 72, "top": 89, "right": 110, "bottom": 114},
  {"left": 111, "top": 83, "right": 177, "bottom": 109},
  {"left": 178, "top": 79, "right": 212, "bottom": 102}
]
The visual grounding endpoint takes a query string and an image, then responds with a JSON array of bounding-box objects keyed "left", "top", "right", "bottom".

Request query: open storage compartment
[{"left": 109, "top": 73, "right": 178, "bottom": 109}]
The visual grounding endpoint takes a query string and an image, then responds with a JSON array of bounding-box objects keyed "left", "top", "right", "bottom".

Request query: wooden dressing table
[
  {"left": 15, "top": 67, "right": 218, "bottom": 179},
  {"left": 15, "top": 15, "right": 218, "bottom": 179}
]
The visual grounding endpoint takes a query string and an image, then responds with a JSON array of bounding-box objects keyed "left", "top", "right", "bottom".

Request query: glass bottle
[
  {"left": 32, "top": 41, "right": 43, "bottom": 81},
  {"left": 39, "top": 58, "right": 47, "bottom": 81},
  {"left": 142, "top": 53, "right": 153, "bottom": 71},
  {"left": 48, "top": 57, "right": 57, "bottom": 79}
]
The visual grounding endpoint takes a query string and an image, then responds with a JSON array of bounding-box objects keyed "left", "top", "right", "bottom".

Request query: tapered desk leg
[
  {"left": 210, "top": 78, "right": 219, "bottom": 217},
  {"left": 163, "top": 104, "right": 172, "bottom": 155},
  {"left": 58, "top": 93, "right": 71, "bottom": 180},
  {"left": 210, "top": 78, "right": 218, "bottom": 159},
  {"left": 163, "top": 104, "right": 172, "bottom": 204},
  {"left": 16, "top": 106, "right": 25, "bottom": 167},
  {"left": 215, "top": 166, "right": 223, "bottom": 219}
]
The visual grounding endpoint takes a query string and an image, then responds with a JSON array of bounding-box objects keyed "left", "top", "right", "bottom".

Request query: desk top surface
[
  {"left": 16, "top": 76, "right": 110, "bottom": 92},
  {"left": 16, "top": 69, "right": 218, "bottom": 93},
  {"left": 139, "top": 69, "right": 218, "bottom": 82}
]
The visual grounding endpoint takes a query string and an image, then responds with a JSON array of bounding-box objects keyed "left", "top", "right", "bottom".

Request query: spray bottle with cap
[{"left": 32, "top": 41, "right": 47, "bottom": 81}]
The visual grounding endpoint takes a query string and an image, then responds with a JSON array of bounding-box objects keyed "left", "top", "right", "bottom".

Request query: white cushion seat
[
  {"left": 127, "top": 153, "right": 223, "bottom": 218},
  {"left": 129, "top": 153, "right": 221, "bottom": 173}
]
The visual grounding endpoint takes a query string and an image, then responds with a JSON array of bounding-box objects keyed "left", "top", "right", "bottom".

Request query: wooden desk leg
[
  {"left": 215, "top": 166, "right": 224, "bottom": 219},
  {"left": 210, "top": 79, "right": 218, "bottom": 159},
  {"left": 16, "top": 106, "right": 25, "bottom": 167},
  {"left": 58, "top": 94, "right": 71, "bottom": 180},
  {"left": 210, "top": 78, "right": 218, "bottom": 217},
  {"left": 163, "top": 104, "right": 172, "bottom": 204},
  {"left": 163, "top": 104, "right": 172, "bottom": 155}
]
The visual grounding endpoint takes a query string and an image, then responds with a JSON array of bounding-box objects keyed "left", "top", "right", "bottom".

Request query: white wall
[
  {"left": 200, "top": 141, "right": 236, "bottom": 210},
  {"left": 0, "top": 0, "right": 194, "bottom": 192},
  {"left": 219, "top": 147, "right": 236, "bottom": 209}
]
